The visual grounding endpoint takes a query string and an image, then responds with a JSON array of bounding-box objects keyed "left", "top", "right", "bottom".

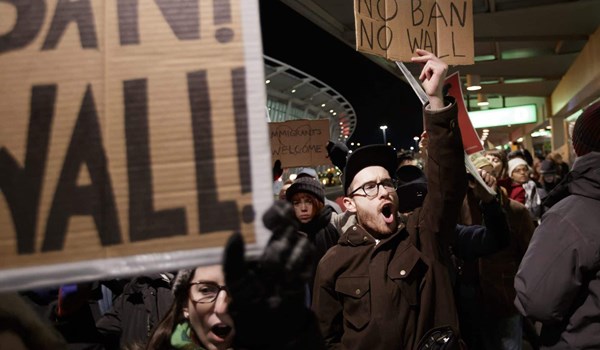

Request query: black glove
[{"left": 223, "top": 201, "right": 325, "bottom": 349}]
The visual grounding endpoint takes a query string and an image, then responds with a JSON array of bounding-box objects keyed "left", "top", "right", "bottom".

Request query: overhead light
[
  {"left": 477, "top": 93, "right": 489, "bottom": 106},
  {"left": 466, "top": 74, "right": 482, "bottom": 91},
  {"left": 265, "top": 79, "right": 270, "bottom": 84},
  {"left": 291, "top": 89, "right": 296, "bottom": 93},
  {"left": 321, "top": 103, "right": 326, "bottom": 107},
  {"left": 517, "top": 137, "right": 524, "bottom": 143}
]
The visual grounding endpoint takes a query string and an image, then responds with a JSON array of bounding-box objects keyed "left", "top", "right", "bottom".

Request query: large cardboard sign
[
  {"left": 269, "top": 119, "right": 331, "bottom": 168},
  {"left": 354, "top": 0, "right": 474, "bottom": 65},
  {"left": 0, "top": 0, "right": 271, "bottom": 291}
]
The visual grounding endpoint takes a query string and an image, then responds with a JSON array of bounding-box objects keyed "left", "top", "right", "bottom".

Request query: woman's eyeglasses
[{"left": 189, "top": 281, "right": 229, "bottom": 303}]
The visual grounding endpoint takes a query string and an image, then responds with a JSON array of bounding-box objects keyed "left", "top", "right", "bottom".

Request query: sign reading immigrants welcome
[
  {"left": 0, "top": 0, "right": 271, "bottom": 291},
  {"left": 269, "top": 119, "right": 331, "bottom": 168},
  {"left": 354, "top": 0, "right": 474, "bottom": 65}
]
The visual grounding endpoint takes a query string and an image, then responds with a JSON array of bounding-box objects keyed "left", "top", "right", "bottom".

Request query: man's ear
[{"left": 343, "top": 196, "right": 357, "bottom": 213}]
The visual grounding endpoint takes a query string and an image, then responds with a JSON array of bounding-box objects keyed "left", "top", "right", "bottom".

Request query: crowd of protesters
[{"left": 4, "top": 50, "right": 600, "bottom": 350}]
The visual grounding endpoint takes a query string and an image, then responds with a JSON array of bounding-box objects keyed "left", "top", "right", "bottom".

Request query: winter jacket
[
  {"left": 298, "top": 205, "right": 340, "bottom": 295},
  {"left": 478, "top": 190, "right": 534, "bottom": 317},
  {"left": 312, "top": 99, "right": 465, "bottom": 350},
  {"left": 96, "top": 274, "right": 174, "bottom": 349},
  {"left": 514, "top": 151, "right": 600, "bottom": 349},
  {"left": 456, "top": 186, "right": 534, "bottom": 322},
  {"left": 454, "top": 197, "right": 510, "bottom": 262}
]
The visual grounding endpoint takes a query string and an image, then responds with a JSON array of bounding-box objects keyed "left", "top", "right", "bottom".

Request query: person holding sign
[{"left": 311, "top": 49, "right": 466, "bottom": 349}]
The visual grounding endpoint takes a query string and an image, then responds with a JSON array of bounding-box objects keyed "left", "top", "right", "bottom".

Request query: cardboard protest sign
[
  {"left": 269, "top": 119, "right": 331, "bottom": 168},
  {"left": 444, "top": 72, "right": 495, "bottom": 195},
  {"left": 354, "top": 0, "right": 474, "bottom": 65},
  {"left": 0, "top": 0, "right": 271, "bottom": 291}
]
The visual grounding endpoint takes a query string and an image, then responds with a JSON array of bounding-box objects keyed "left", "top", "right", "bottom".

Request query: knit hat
[
  {"left": 285, "top": 177, "right": 325, "bottom": 203},
  {"left": 296, "top": 167, "right": 318, "bottom": 179},
  {"left": 342, "top": 144, "right": 397, "bottom": 195},
  {"left": 572, "top": 101, "right": 600, "bottom": 157},
  {"left": 508, "top": 157, "right": 528, "bottom": 176},
  {"left": 171, "top": 268, "right": 194, "bottom": 298}
]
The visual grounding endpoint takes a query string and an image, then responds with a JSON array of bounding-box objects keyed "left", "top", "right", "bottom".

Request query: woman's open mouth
[{"left": 211, "top": 323, "right": 232, "bottom": 339}]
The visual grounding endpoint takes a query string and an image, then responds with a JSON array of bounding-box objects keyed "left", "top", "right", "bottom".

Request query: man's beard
[{"left": 356, "top": 207, "right": 397, "bottom": 239}]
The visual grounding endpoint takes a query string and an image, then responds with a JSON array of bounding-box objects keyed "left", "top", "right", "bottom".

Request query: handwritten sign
[
  {"left": 0, "top": 0, "right": 271, "bottom": 292},
  {"left": 269, "top": 119, "right": 331, "bottom": 168},
  {"left": 354, "top": 0, "right": 474, "bottom": 65}
]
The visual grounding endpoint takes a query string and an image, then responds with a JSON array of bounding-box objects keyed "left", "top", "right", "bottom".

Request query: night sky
[{"left": 259, "top": 1, "right": 424, "bottom": 150}]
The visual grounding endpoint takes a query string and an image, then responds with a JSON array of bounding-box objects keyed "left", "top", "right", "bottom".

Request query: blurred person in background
[
  {"left": 515, "top": 100, "right": 600, "bottom": 349},
  {"left": 506, "top": 158, "right": 545, "bottom": 224},
  {"left": 296, "top": 168, "right": 343, "bottom": 214},
  {"left": 285, "top": 177, "right": 339, "bottom": 300},
  {"left": 548, "top": 152, "right": 570, "bottom": 179},
  {"left": 485, "top": 149, "right": 511, "bottom": 191}
]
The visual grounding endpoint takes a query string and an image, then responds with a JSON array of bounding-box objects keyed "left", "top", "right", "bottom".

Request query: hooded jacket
[
  {"left": 514, "top": 151, "right": 600, "bottom": 349},
  {"left": 312, "top": 100, "right": 466, "bottom": 349}
]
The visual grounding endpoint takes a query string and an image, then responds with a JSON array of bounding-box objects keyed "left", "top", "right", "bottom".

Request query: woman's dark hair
[
  {"left": 485, "top": 149, "right": 508, "bottom": 179},
  {"left": 290, "top": 192, "right": 325, "bottom": 219},
  {"left": 145, "top": 270, "right": 196, "bottom": 349}
]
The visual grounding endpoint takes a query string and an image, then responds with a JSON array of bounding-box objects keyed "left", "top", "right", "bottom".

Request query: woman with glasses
[
  {"left": 145, "top": 265, "right": 234, "bottom": 350},
  {"left": 507, "top": 157, "right": 545, "bottom": 225}
]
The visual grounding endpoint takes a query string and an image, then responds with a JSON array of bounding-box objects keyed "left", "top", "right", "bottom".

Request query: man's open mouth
[{"left": 381, "top": 203, "right": 394, "bottom": 223}]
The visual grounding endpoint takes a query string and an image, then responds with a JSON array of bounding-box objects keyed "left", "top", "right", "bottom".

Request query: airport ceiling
[{"left": 279, "top": 0, "right": 600, "bottom": 144}]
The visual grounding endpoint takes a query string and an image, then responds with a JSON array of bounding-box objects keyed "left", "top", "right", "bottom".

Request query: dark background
[{"left": 259, "top": 1, "right": 424, "bottom": 150}]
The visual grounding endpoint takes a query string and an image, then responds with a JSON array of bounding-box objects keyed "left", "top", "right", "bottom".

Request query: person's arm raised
[{"left": 411, "top": 49, "right": 448, "bottom": 110}]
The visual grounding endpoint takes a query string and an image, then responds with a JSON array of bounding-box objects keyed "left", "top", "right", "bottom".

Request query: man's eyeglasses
[
  {"left": 349, "top": 179, "right": 398, "bottom": 198},
  {"left": 189, "top": 281, "right": 229, "bottom": 303}
]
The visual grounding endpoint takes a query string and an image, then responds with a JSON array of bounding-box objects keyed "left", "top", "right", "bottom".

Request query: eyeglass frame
[
  {"left": 348, "top": 178, "right": 398, "bottom": 198},
  {"left": 188, "top": 281, "right": 229, "bottom": 304}
]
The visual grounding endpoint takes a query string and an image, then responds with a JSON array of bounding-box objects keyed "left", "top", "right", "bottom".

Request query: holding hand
[
  {"left": 411, "top": 49, "right": 448, "bottom": 109},
  {"left": 471, "top": 169, "right": 498, "bottom": 203}
]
